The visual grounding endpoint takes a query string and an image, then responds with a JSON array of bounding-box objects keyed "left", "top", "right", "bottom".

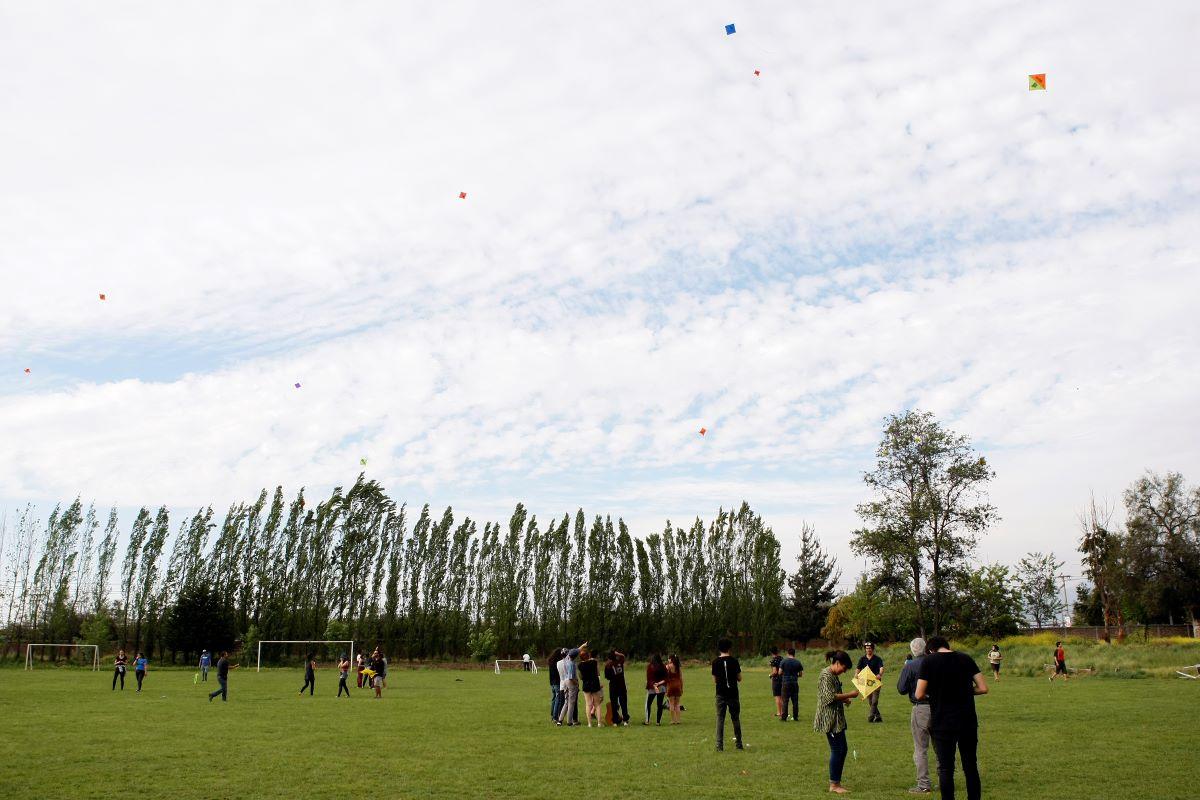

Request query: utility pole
[{"left": 1059, "top": 575, "right": 1073, "bottom": 627}]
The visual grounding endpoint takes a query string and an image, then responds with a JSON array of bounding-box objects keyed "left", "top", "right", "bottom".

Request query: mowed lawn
[{"left": 1, "top": 664, "right": 1195, "bottom": 799}]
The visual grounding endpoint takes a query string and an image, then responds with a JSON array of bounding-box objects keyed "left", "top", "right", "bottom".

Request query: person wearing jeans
[
  {"left": 779, "top": 648, "right": 803, "bottom": 721},
  {"left": 712, "top": 638, "right": 743, "bottom": 751},
  {"left": 644, "top": 653, "right": 668, "bottom": 725},
  {"left": 548, "top": 648, "right": 564, "bottom": 722},
  {"left": 605, "top": 650, "right": 630, "bottom": 726},
  {"left": 208, "top": 651, "right": 235, "bottom": 702},
  {"left": 814, "top": 650, "right": 859, "bottom": 795},
  {"left": 915, "top": 636, "right": 988, "bottom": 800},
  {"left": 897, "top": 637, "right": 933, "bottom": 794}
]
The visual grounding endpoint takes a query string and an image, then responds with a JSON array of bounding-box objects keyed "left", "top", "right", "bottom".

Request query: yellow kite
[
  {"left": 361, "top": 668, "right": 377, "bottom": 679},
  {"left": 852, "top": 666, "right": 882, "bottom": 699}
]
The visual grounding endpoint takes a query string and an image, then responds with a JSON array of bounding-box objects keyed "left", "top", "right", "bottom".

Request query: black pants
[
  {"left": 781, "top": 682, "right": 799, "bottom": 720},
  {"left": 932, "top": 729, "right": 981, "bottom": 800},
  {"left": 610, "top": 687, "right": 629, "bottom": 723},
  {"left": 338, "top": 675, "right": 350, "bottom": 696},
  {"left": 135, "top": 670, "right": 145, "bottom": 691},
  {"left": 113, "top": 668, "right": 124, "bottom": 690},
  {"left": 715, "top": 693, "right": 742, "bottom": 749},
  {"left": 645, "top": 691, "right": 665, "bottom": 723},
  {"left": 300, "top": 674, "right": 315, "bottom": 695}
]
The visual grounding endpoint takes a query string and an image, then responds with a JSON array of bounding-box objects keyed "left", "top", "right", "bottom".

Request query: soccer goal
[
  {"left": 25, "top": 643, "right": 100, "bottom": 670},
  {"left": 256, "top": 640, "right": 355, "bottom": 672},
  {"left": 495, "top": 659, "right": 538, "bottom": 674}
]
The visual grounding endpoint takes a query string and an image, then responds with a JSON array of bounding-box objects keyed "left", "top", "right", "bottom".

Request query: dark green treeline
[{"left": 1, "top": 475, "right": 786, "bottom": 661}]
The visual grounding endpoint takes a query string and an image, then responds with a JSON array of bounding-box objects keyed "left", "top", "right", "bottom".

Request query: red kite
[
  {"left": 459, "top": 192, "right": 467, "bottom": 199},
  {"left": 1029, "top": 73, "right": 1046, "bottom": 90},
  {"left": 699, "top": 427, "right": 707, "bottom": 436}
]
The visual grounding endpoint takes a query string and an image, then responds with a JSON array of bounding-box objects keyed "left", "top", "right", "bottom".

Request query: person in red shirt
[{"left": 1050, "top": 642, "right": 1069, "bottom": 681}]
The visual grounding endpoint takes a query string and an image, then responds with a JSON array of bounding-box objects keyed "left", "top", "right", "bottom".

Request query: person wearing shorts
[
  {"left": 769, "top": 647, "right": 784, "bottom": 718},
  {"left": 1051, "top": 642, "right": 1069, "bottom": 681},
  {"left": 370, "top": 651, "right": 386, "bottom": 698},
  {"left": 987, "top": 645, "right": 1002, "bottom": 680}
]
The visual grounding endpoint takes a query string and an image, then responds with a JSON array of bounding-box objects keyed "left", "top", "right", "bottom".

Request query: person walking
[
  {"left": 814, "top": 650, "right": 859, "bottom": 795},
  {"left": 208, "top": 651, "right": 236, "bottom": 702},
  {"left": 769, "top": 646, "right": 784, "bottom": 718},
  {"left": 299, "top": 652, "right": 317, "bottom": 696},
  {"left": 712, "top": 638, "right": 743, "bottom": 751},
  {"left": 1050, "top": 641, "right": 1069, "bottom": 682},
  {"left": 548, "top": 648, "right": 565, "bottom": 722},
  {"left": 915, "top": 636, "right": 988, "bottom": 800},
  {"left": 605, "top": 650, "right": 630, "bottom": 726},
  {"left": 579, "top": 647, "right": 604, "bottom": 727},
  {"left": 198, "top": 649, "right": 211, "bottom": 682},
  {"left": 337, "top": 653, "right": 351, "bottom": 697},
  {"left": 897, "top": 637, "right": 933, "bottom": 794},
  {"left": 556, "top": 642, "right": 585, "bottom": 726},
  {"left": 780, "top": 648, "right": 804, "bottom": 721},
  {"left": 665, "top": 654, "right": 684, "bottom": 724},
  {"left": 112, "top": 650, "right": 128, "bottom": 691},
  {"left": 858, "top": 642, "right": 885, "bottom": 722},
  {"left": 643, "top": 653, "right": 668, "bottom": 725},
  {"left": 987, "top": 645, "right": 1002, "bottom": 681},
  {"left": 133, "top": 652, "right": 148, "bottom": 692}
]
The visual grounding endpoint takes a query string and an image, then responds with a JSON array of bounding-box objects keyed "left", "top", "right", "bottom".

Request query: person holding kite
[
  {"left": 857, "top": 642, "right": 884, "bottom": 722},
  {"left": 814, "top": 650, "right": 860, "bottom": 795}
]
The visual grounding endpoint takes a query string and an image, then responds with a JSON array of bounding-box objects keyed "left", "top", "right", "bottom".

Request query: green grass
[{"left": 2, "top": 662, "right": 1197, "bottom": 799}]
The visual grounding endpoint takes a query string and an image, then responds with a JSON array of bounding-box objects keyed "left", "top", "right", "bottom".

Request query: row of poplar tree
[{"left": 0, "top": 485, "right": 793, "bottom": 663}]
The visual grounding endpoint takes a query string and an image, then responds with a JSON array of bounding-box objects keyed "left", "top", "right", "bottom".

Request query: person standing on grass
[
  {"left": 814, "top": 650, "right": 859, "bottom": 795},
  {"left": 1051, "top": 641, "right": 1069, "bottom": 682},
  {"left": 579, "top": 647, "right": 604, "bottom": 727},
  {"left": 199, "top": 649, "right": 211, "bottom": 682},
  {"left": 644, "top": 653, "right": 668, "bottom": 725},
  {"left": 549, "top": 648, "right": 565, "bottom": 722},
  {"left": 769, "top": 646, "right": 784, "bottom": 718},
  {"left": 858, "top": 642, "right": 885, "bottom": 722},
  {"left": 987, "top": 645, "right": 1002, "bottom": 681},
  {"left": 665, "top": 654, "right": 684, "bottom": 724},
  {"left": 208, "top": 651, "right": 236, "bottom": 702},
  {"left": 299, "top": 652, "right": 316, "bottom": 696},
  {"left": 370, "top": 651, "right": 386, "bottom": 699},
  {"left": 337, "top": 653, "right": 351, "bottom": 697},
  {"left": 897, "top": 637, "right": 933, "bottom": 795},
  {"left": 356, "top": 652, "right": 365, "bottom": 689},
  {"left": 523, "top": 652, "right": 532, "bottom": 672},
  {"left": 605, "top": 650, "right": 630, "bottom": 726},
  {"left": 133, "top": 652, "right": 148, "bottom": 692},
  {"left": 381, "top": 653, "right": 389, "bottom": 689},
  {"left": 112, "top": 649, "right": 128, "bottom": 691},
  {"left": 712, "top": 638, "right": 743, "bottom": 751},
  {"left": 556, "top": 642, "right": 586, "bottom": 726},
  {"left": 780, "top": 648, "right": 804, "bottom": 721},
  {"left": 915, "top": 636, "right": 988, "bottom": 800}
]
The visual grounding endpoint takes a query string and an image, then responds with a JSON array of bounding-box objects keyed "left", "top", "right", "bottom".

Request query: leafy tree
[
  {"left": 851, "top": 410, "right": 997, "bottom": 635},
  {"left": 164, "top": 584, "right": 236, "bottom": 662},
  {"left": 781, "top": 522, "right": 840, "bottom": 646},
  {"left": 1123, "top": 471, "right": 1200, "bottom": 629},
  {"left": 945, "top": 563, "right": 1023, "bottom": 638},
  {"left": 1016, "top": 552, "right": 1066, "bottom": 628}
]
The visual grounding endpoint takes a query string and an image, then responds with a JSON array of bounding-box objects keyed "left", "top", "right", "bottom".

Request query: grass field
[{"left": 3, "top": 658, "right": 1198, "bottom": 800}]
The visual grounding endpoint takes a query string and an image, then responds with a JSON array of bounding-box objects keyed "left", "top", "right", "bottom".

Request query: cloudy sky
[{"left": 2, "top": 1, "right": 1198, "bottom": 589}]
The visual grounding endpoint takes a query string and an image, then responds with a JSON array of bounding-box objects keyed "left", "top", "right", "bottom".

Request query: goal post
[
  {"left": 25, "top": 643, "right": 100, "bottom": 671},
  {"left": 256, "top": 640, "right": 354, "bottom": 672},
  {"left": 494, "top": 659, "right": 538, "bottom": 674}
]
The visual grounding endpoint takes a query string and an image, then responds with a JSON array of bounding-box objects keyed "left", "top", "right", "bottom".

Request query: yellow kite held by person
[
  {"left": 852, "top": 665, "right": 882, "bottom": 699},
  {"left": 361, "top": 668, "right": 377, "bottom": 679}
]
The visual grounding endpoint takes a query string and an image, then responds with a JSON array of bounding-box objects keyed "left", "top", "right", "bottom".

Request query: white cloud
[{"left": 1, "top": 1, "right": 1198, "bottom": 576}]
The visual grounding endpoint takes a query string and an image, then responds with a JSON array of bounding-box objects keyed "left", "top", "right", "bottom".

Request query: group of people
[
  {"left": 300, "top": 649, "right": 390, "bottom": 698},
  {"left": 110, "top": 649, "right": 150, "bottom": 692},
  {"left": 538, "top": 635, "right": 990, "bottom": 799}
]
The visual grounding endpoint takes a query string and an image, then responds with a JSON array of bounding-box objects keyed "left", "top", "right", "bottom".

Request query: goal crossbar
[
  {"left": 25, "top": 643, "right": 100, "bottom": 671},
  {"left": 495, "top": 659, "right": 538, "bottom": 674},
  {"left": 257, "top": 640, "right": 354, "bottom": 672}
]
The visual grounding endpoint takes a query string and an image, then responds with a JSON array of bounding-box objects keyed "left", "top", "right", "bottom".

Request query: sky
[{"left": 2, "top": 1, "right": 1199, "bottom": 594}]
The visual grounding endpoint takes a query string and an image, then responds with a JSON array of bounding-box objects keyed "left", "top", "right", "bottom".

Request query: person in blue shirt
[
  {"left": 198, "top": 650, "right": 211, "bottom": 682},
  {"left": 780, "top": 648, "right": 804, "bottom": 721},
  {"left": 134, "top": 652, "right": 148, "bottom": 692},
  {"left": 556, "top": 641, "right": 587, "bottom": 726}
]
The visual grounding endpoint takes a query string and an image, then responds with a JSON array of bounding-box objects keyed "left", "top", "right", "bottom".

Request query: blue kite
[{"left": 725, "top": 23, "right": 736, "bottom": 35}]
